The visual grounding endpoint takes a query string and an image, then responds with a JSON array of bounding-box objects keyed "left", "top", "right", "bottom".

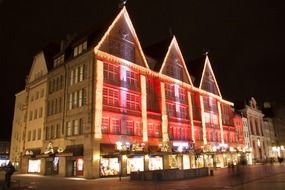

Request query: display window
[
  {"left": 127, "top": 156, "right": 144, "bottom": 174},
  {"left": 100, "top": 157, "right": 119, "bottom": 176},
  {"left": 196, "top": 155, "right": 204, "bottom": 168},
  {"left": 149, "top": 156, "right": 163, "bottom": 170},
  {"left": 183, "top": 154, "right": 190, "bottom": 169},
  {"left": 0, "top": 160, "right": 9, "bottom": 167},
  {"left": 168, "top": 155, "right": 179, "bottom": 169},
  {"left": 28, "top": 159, "right": 41, "bottom": 173}
]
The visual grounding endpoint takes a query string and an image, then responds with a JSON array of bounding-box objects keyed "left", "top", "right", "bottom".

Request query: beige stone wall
[{"left": 10, "top": 90, "right": 27, "bottom": 166}]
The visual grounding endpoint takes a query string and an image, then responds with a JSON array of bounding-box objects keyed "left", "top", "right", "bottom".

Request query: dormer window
[
  {"left": 54, "top": 54, "right": 65, "bottom": 67},
  {"left": 74, "top": 41, "right": 87, "bottom": 57}
]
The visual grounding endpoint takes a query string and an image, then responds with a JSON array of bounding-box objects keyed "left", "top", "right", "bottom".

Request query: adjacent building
[{"left": 240, "top": 97, "right": 267, "bottom": 163}]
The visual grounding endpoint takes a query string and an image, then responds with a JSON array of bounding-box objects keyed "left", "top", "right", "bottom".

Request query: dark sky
[{"left": 1, "top": 0, "right": 285, "bottom": 139}]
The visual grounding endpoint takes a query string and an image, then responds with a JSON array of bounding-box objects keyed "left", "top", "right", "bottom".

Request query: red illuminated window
[
  {"left": 170, "top": 125, "right": 190, "bottom": 140},
  {"left": 148, "top": 123, "right": 154, "bottom": 137},
  {"left": 134, "top": 122, "right": 142, "bottom": 136},
  {"left": 148, "top": 123, "right": 161, "bottom": 137},
  {"left": 180, "top": 106, "right": 188, "bottom": 119},
  {"left": 154, "top": 124, "right": 162, "bottom": 138},
  {"left": 179, "top": 88, "right": 186, "bottom": 101},
  {"left": 101, "top": 117, "right": 109, "bottom": 134},
  {"left": 104, "top": 62, "right": 119, "bottom": 82},
  {"left": 103, "top": 87, "right": 119, "bottom": 107},
  {"left": 126, "top": 70, "right": 139, "bottom": 87},
  {"left": 165, "top": 83, "right": 174, "bottom": 98},
  {"left": 126, "top": 93, "right": 140, "bottom": 110},
  {"left": 110, "top": 119, "right": 120, "bottom": 134},
  {"left": 166, "top": 103, "right": 175, "bottom": 117},
  {"left": 126, "top": 121, "right": 134, "bottom": 135}
]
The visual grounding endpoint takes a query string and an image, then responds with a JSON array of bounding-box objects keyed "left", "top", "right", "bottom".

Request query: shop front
[
  {"left": 63, "top": 145, "right": 84, "bottom": 177},
  {"left": 100, "top": 156, "right": 120, "bottom": 176},
  {"left": 28, "top": 159, "right": 41, "bottom": 173},
  {"left": 148, "top": 155, "right": 163, "bottom": 170}
]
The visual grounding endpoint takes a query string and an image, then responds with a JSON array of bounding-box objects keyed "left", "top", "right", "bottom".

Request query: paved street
[{"left": 1, "top": 164, "right": 285, "bottom": 190}]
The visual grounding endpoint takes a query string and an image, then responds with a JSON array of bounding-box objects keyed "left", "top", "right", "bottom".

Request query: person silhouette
[{"left": 3, "top": 161, "right": 15, "bottom": 189}]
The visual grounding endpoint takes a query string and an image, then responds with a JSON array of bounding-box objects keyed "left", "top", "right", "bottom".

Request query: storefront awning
[{"left": 61, "top": 144, "right": 83, "bottom": 157}]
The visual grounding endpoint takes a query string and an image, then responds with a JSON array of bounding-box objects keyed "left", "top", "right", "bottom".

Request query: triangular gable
[
  {"left": 199, "top": 55, "right": 221, "bottom": 96},
  {"left": 96, "top": 7, "right": 149, "bottom": 68},
  {"left": 27, "top": 51, "right": 48, "bottom": 83},
  {"left": 159, "top": 36, "right": 193, "bottom": 85}
]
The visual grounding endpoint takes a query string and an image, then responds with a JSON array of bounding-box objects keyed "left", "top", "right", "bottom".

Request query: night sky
[{"left": 1, "top": 0, "right": 285, "bottom": 139}]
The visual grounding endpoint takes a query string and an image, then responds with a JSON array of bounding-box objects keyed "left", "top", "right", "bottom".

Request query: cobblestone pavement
[{"left": 1, "top": 164, "right": 284, "bottom": 190}]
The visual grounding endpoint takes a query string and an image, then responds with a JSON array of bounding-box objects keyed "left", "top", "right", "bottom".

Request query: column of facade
[
  {"left": 199, "top": 95, "right": 207, "bottom": 145},
  {"left": 140, "top": 75, "right": 148, "bottom": 142},
  {"left": 94, "top": 60, "right": 103, "bottom": 139},
  {"left": 187, "top": 91, "right": 195, "bottom": 143},
  {"left": 160, "top": 82, "right": 170, "bottom": 169},
  {"left": 217, "top": 101, "right": 224, "bottom": 144}
]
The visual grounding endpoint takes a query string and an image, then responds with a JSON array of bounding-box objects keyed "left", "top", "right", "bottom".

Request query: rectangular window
[
  {"left": 154, "top": 124, "right": 161, "bottom": 138},
  {"left": 67, "top": 121, "right": 72, "bottom": 136},
  {"left": 69, "top": 93, "right": 73, "bottom": 110},
  {"left": 34, "top": 109, "right": 38, "bottom": 119},
  {"left": 37, "top": 128, "right": 41, "bottom": 140},
  {"left": 45, "top": 127, "right": 50, "bottom": 140},
  {"left": 79, "top": 89, "right": 83, "bottom": 107},
  {"left": 74, "top": 119, "right": 80, "bottom": 135},
  {"left": 126, "top": 70, "right": 139, "bottom": 87},
  {"left": 79, "top": 65, "right": 84, "bottom": 82},
  {"left": 103, "top": 87, "right": 119, "bottom": 107},
  {"left": 180, "top": 106, "right": 188, "bottom": 119},
  {"left": 74, "top": 47, "right": 78, "bottom": 57},
  {"left": 104, "top": 62, "right": 119, "bottom": 82},
  {"left": 29, "top": 111, "right": 33, "bottom": 121},
  {"left": 39, "top": 107, "right": 43, "bottom": 118},
  {"left": 179, "top": 88, "right": 186, "bottom": 101},
  {"left": 165, "top": 83, "right": 174, "bottom": 98},
  {"left": 148, "top": 123, "right": 154, "bottom": 137},
  {"left": 51, "top": 125, "right": 54, "bottom": 139},
  {"left": 134, "top": 122, "right": 142, "bottom": 136},
  {"left": 111, "top": 119, "right": 120, "bottom": 134},
  {"left": 126, "top": 121, "right": 134, "bottom": 135},
  {"left": 74, "top": 67, "right": 79, "bottom": 84},
  {"left": 126, "top": 93, "right": 140, "bottom": 110},
  {"left": 166, "top": 103, "right": 175, "bottom": 117},
  {"left": 70, "top": 70, "right": 74, "bottom": 86},
  {"left": 59, "top": 97, "right": 62, "bottom": 112},
  {"left": 32, "top": 129, "right": 36, "bottom": 141},
  {"left": 73, "top": 91, "right": 78, "bottom": 108},
  {"left": 102, "top": 118, "right": 109, "bottom": 134},
  {"left": 27, "top": 130, "right": 31, "bottom": 141}
]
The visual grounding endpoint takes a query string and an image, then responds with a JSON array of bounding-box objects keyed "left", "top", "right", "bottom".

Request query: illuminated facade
[
  {"left": 240, "top": 97, "right": 267, "bottom": 163},
  {"left": 11, "top": 7, "right": 241, "bottom": 178}
]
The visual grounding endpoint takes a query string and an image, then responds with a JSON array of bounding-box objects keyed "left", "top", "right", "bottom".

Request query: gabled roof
[
  {"left": 159, "top": 36, "right": 192, "bottom": 85},
  {"left": 95, "top": 7, "right": 149, "bottom": 68},
  {"left": 27, "top": 51, "right": 48, "bottom": 83},
  {"left": 199, "top": 55, "right": 222, "bottom": 96}
]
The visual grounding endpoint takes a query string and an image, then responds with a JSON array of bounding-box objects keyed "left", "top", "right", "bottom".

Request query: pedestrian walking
[{"left": 3, "top": 162, "right": 15, "bottom": 189}]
